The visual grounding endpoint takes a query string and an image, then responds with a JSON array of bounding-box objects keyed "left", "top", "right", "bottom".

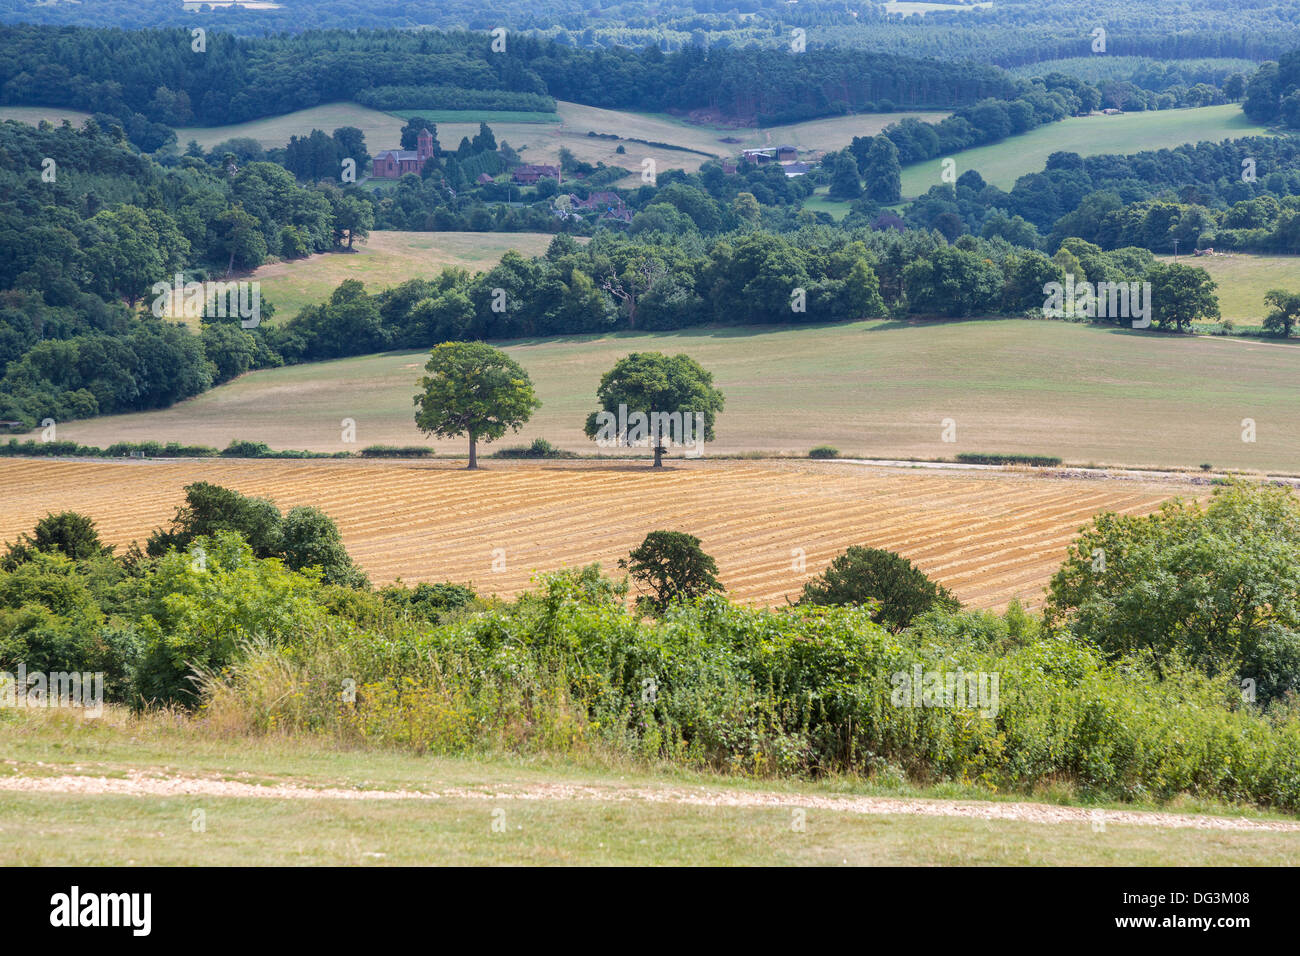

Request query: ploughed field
[{"left": 0, "top": 458, "right": 1190, "bottom": 611}]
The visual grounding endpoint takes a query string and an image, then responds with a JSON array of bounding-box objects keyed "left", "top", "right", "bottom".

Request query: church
[{"left": 371, "top": 127, "right": 435, "bottom": 179}]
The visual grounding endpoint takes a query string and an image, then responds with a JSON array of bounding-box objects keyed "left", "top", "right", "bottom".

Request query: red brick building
[
  {"left": 371, "top": 128, "right": 435, "bottom": 179},
  {"left": 512, "top": 163, "right": 560, "bottom": 185}
]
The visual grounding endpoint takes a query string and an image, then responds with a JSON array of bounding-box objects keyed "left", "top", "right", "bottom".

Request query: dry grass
[
  {"left": 239, "top": 231, "right": 558, "bottom": 322},
  {"left": 0, "top": 458, "right": 1187, "bottom": 611}
]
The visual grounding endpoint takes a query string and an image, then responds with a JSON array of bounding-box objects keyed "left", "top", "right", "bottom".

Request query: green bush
[
  {"left": 808, "top": 446, "right": 840, "bottom": 459},
  {"left": 798, "top": 546, "right": 960, "bottom": 633},
  {"left": 492, "top": 438, "right": 576, "bottom": 459}
]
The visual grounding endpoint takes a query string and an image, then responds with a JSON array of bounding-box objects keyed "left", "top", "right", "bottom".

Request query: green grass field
[
  {"left": 901, "top": 104, "right": 1269, "bottom": 196},
  {"left": 50, "top": 319, "right": 1300, "bottom": 471},
  {"left": 1156, "top": 253, "right": 1300, "bottom": 326},
  {"left": 3, "top": 710, "right": 1295, "bottom": 865},
  {"left": 230, "top": 230, "right": 557, "bottom": 323},
  {"left": 175, "top": 102, "right": 408, "bottom": 153}
]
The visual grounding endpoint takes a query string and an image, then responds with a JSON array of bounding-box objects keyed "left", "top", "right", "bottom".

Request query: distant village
[{"left": 368, "top": 126, "right": 817, "bottom": 226}]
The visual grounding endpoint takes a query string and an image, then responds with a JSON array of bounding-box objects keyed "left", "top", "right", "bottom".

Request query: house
[
  {"left": 575, "top": 191, "right": 625, "bottom": 213},
  {"left": 721, "top": 159, "right": 738, "bottom": 174},
  {"left": 476, "top": 173, "right": 495, "bottom": 185},
  {"left": 776, "top": 145, "right": 798, "bottom": 162},
  {"left": 371, "top": 128, "right": 435, "bottom": 179},
  {"left": 782, "top": 161, "right": 813, "bottom": 178},
  {"left": 512, "top": 164, "right": 560, "bottom": 185},
  {"left": 741, "top": 148, "right": 776, "bottom": 164}
]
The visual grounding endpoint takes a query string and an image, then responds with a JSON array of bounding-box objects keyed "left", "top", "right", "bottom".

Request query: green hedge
[{"left": 956, "top": 453, "right": 1063, "bottom": 467}]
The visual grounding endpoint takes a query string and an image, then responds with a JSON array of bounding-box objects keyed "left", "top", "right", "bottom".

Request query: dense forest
[
  {"left": 0, "top": 25, "right": 1016, "bottom": 131},
  {"left": 1, "top": 0, "right": 1297, "bottom": 68}
]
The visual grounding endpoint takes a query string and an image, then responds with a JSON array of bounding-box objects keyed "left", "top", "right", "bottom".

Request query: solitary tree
[
  {"left": 1146, "top": 262, "right": 1219, "bottom": 332},
  {"left": 583, "top": 352, "right": 724, "bottom": 467},
  {"left": 862, "top": 136, "right": 902, "bottom": 203},
  {"left": 414, "top": 341, "right": 541, "bottom": 469},
  {"left": 1263, "top": 288, "right": 1300, "bottom": 337},
  {"left": 621, "top": 530, "right": 723, "bottom": 614}
]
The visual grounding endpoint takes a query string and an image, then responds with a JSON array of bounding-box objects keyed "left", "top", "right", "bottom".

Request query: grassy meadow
[
  {"left": 237, "top": 230, "right": 557, "bottom": 323},
  {"left": 2, "top": 710, "right": 1296, "bottom": 866},
  {"left": 46, "top": 319, "right": 1300, "bottom": 471},
  {"left": 900, "top": 104, "right": 1269, "bottom": 195},
  {"left": 1155, "top": 253, "right": 1300, "bottom": 326}
]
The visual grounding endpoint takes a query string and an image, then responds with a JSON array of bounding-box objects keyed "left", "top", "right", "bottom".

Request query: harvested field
[{"left": 0, "top": 458, "right": 1192, "bottom": 610}]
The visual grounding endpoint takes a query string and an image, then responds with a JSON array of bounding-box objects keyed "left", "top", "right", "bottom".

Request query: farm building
[
  {"left": 371, "top": 128, "right": 435, "bottom": 179},
  {"left": 513, "top": 164, "right": 560, "bottom": 185}
]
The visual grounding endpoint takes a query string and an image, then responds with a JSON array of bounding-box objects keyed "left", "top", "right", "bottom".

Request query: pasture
[
  {"left": 174, "top": 102, "right": 409, "bottom": 153},
  {"left": 234, "top": 230, "right": 556, "bottom": 322},
  {"left": 1155, "top": 253, "right": 1300, "bottom": 326},
  {"left": 900, "top": 104, "right": 1270, "bottom": 195},
  {"left": 0, "top": 457, "right": 1187, "bottom": 611},
  {"left": 45, "top": 319, "right": 1300, "bottom": 472}
]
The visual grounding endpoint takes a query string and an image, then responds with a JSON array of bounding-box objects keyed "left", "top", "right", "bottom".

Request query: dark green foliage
[
  {"left": 1047, "top": 481, "right": 1300, "bottom": 705},
  {"left": 3, "top": 512, "right": 111, "bottom": 568},
  {"left": 492, "top": 438, "right": 577, "bottom": 459},
  {"left": 622, "top": 530, "right": 723, "bottom": 614},
  {"left": 147, "top": 482, "right": 284, "bottom": 559},
  {"left": 799, "top": 546, "right": 960, "bottom": 633},
  {"left": 956, "top": 453, "right": 1063, "bottom": 466}
]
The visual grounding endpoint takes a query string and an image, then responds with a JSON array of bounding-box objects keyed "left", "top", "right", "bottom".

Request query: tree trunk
[
  {"left": 468, "top": 433, "right": 478, "bottom": 470},
  {"left": 653, "top": 443, "right": 664, "bottom": 468}
]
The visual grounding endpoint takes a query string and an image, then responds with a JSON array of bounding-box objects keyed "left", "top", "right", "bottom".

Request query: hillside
[{"left": 38, "top": 319, "right": 1300, "bottom": 471}]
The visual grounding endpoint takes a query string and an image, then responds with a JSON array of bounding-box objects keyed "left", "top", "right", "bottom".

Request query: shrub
[
  {"left": 492, "top": 437, "right": 576, "bottom": 459},
  {"left": 360, "top": 445, "right": 433, "bottom": 458},
  {"left": 809, "top": 446, "right": 840, "bottom": 459},
  {"left": 621, "top": 531, "right": 723, "bottom": 614},
  {"left": 955, "top": 453, "right": 1063, "bottom": 467},
  {"left": 1047, "top": 480, "right": 1300, "bottom": 704},
  {"left": 799, "top": 546, "right": 959, "bottom": 632}
]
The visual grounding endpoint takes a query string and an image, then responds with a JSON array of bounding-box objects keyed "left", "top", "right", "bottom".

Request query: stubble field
[{"left": 0, "top": 458, "right": 1190, "bottom": 611}]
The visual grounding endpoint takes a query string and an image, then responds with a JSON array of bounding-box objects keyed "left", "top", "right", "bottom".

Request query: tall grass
[{"left": 194, "top": 568, "right": 1300, "bottom": 810}]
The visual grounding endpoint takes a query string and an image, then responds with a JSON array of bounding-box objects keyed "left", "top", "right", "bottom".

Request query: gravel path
[{"left": 2, "top": 770, "right": 1297, "bottom": 832}]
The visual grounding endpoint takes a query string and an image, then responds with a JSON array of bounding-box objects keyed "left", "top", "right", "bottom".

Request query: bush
[
  {"left": 1047, "top": 480, "right": 1300, "bottom": 704},
  {"left": 492, "top": 438, "right": 577, "bottom": 459},
  {"left": 809, "top": 446, "right": 840, "bottom": 459},
  {"left": 622, "top": 531, "right": 723, "bottom": 614},
  {"left": 799, "top": 546, "right": 959, "bottom": 633},
  {"left": 360, "top": 445, "right": 434, "bottom": 458},
  {"left": 956, "top": 453, "right": 1063, "bottom": 467}
]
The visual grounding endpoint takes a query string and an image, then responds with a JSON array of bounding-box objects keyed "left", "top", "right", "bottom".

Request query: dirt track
[{"left": 2, "top": 770, "right": 1294, "bottom": 833}]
